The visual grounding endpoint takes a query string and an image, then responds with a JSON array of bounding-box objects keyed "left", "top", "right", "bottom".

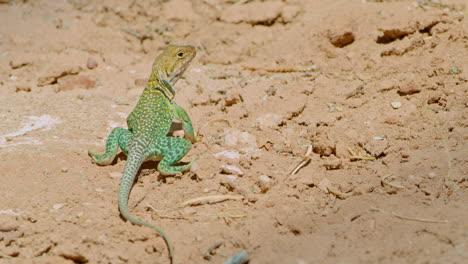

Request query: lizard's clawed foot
[{"left": 88, "top": 150, "right": 114, "bottom": 166}]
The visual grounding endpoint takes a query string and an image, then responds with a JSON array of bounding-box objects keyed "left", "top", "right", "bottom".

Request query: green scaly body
[{"left": 88, "top": 45, "right": 198, "bottom": 263}]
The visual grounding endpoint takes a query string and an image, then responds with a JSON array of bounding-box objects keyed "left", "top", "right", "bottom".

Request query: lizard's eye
[{"left": 177, "top": 52, "right": 184, "bottom": 58}]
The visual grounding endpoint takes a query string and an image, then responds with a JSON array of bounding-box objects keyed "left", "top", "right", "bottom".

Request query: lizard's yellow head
[{"left": 150, "top": 44, "right": 196, "bottom": 86}]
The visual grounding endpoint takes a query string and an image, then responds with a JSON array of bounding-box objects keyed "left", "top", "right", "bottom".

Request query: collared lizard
[{"left": 88, "top": 44, "right": 199, "bottom": 263}]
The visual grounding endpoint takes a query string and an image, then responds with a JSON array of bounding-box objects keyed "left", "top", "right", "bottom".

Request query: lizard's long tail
[{"left": 118, "top": 146, "right": 174, "bottom": 263}]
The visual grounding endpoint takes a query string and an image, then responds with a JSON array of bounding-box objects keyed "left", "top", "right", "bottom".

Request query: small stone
[
  {"left": 219, "top": 1, "right": 283, "bottom": 25},
  {"left": 390, "top": 101, "right": 401, "bottom": 109},
  {"left": 52, "top": 203, "right": 65, "bottom": 210},
  {"left": 61, "top": 168, "right": 69, "bottom": 173},
  {"left": 224, "top": 129, "right": 257, "bottom": 149},
  {"left": 226, "top": 175, "right": 238, "bottom": 181},
  {"left": 317, "top": 178, "right": 331, "bottom": 194},
  {"left": 58, "top": 75, "right": 95, "bottom": 91},
  {"left": 220, "top": 164, "right": 244, "bottom": 176},
  {"left": 255, "top": 114, "right": 283, "bottom": 130},
  {"left": 95, "top": 188, "right": 104, "bottom": 193},
  {"left": 328, "top": 31, "right": 355, "bottom": 48},
  {"left": 86, "top": 57, "right": 98, "bottom": 69},
  {"left": 135, "top": 78, "right": 148, "bottom": 87},
  {"left": 256, "top": 175, "right": 273, "bottom": 193},
  {"left": 427, "top": 172, "right": 436, "bottom": 179},
  {"left": 397, "top": 79, "right": 421, "bottom": 96},
  {"left": 322, "top": 159, "right": 343, "bottom": 170},
  {"left": 110, "top": 172, "right": 122, "bottom": 178},
  {"left": 213, "top": 150, "right": 241, "bottom": 160},
  {"left": 59, "top": 251, "right": 88, "bottom": 264}
]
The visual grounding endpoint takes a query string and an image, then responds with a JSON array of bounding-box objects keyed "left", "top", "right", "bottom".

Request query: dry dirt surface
[{"left": 1, "top": 0, "right": 467, "bottom": 263}]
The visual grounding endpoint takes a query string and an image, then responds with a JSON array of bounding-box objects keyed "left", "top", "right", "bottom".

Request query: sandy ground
[{"left": 0, "top": 0, "right": 467, "bottom": 263}]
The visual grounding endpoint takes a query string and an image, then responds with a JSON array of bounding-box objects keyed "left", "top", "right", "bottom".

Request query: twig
[
  {"left": 203, "top": 241, "right": 225, "bottom": 260},
  {"left": 179, "top": 195, "right": 244, "bottom": 207},
  {"left": 381, "top": 174, "right": 405, "bottom": 189},
  {"left": 147, "top": 204, "right": 196, "bottom": 220},
  {"left": 371, "top": 207, "right": 448, "bottom": 223},
  {"left": 327, "top": 186, "right": 352, "bottom": 199},
  {"left": 348, "top": 148, "right": 376, "bottom": 161},
  {"left": 209, "top": 74, "right": 240, "bottom": 80},
  {"left": 290, "top": 145, "right": 313, "bottom": 175},
  {"left": 242, "top": 64, "right": 318, "bottom": 73}
]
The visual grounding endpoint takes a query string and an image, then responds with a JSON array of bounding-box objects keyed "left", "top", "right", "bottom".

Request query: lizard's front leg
[
  {"left": 172, "top": 103, "right": 200, "bottom": 143},
  {"left": 88, "top": 127, "right": 132, "bottom": 165}
]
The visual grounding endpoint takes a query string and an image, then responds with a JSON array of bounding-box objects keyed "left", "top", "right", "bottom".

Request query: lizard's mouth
[{"left": 168, "top": 58, "right": 194, "bottom": 85}]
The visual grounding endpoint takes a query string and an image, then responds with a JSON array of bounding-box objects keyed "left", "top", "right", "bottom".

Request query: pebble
[
  {"left": 219, "top": 1, "right": 283, "bottom": 25},
  {"left": 390, "top": 101, "right": 402, "bottom": 109},
  {"left": 427, "top": 172, "right": 436, "bottom": 179},
  {"left": 52, "top": 203, "right": 65, "bottom": 210},
  {"left": 213, "top": 150, "right": 240, "bottom": 160},
  {"left": 224, "top": 129, "right": 257, "bottom": 149},
  {"left": 110, "top": 172, "right": 122, "bottom": 178},
  {"left": 255, "top": 114, "right": 283, "bottom": 130},
  {"left": 256, "top": 175, "right": 273, "bottom": 193},
  {"left": 87, "top": 57, "right": 98, "bottom": 69},
  {"left": 220, "top": 164, "right": 244, "bottom": 176},
  {"left": 61, "top": 168, "right": 69, "bottom": 173},
  {"left": 58, "top": 75, "right": 95, "bottom": 91},
  {"left": 317, "top": 178, "right": 331, "bottom": 194}
]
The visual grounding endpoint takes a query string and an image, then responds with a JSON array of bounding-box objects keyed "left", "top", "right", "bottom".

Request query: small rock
[
  {"left": 95, "top": 188, "right": 104, "bottom": 193},
  {"left": 407, "top": 175, "right": 423, "bottom": 185},
  {"left": 256, "top": 175, "right": 273, "bottom": 193},
  {"left": 3, "top": 231, "right": 24, "bottom": 247},
  {"left": 390, "top": 101, "right": 402, "bottom": 109},
  {"left": 224, "top": 129, "right": 257, "bottom": 149},
  {"left": 226, "top": 175, "right": 238, "bottom": 181},
  {"left": 59, "top": 251, "right": 88, "bottom": 264},
  {"left": 110, "top": 172, "right": 122, "bottom": 178},
  {"left": 322, "top": 159, "right": 343, "bottom": 170},
  {"left": 224, "top": 92, "right": 241, "bottom": 107},
  {"left": 213, "top": 150, "right": 240, "bottom": 160},
  {"left": 52, "top": 203, "right": 65, "bottom": 210},
  {"left": 255, "top": 114, "right": 283, "bottom": 130},
  {"left": 317, "top": 178, "right": 331, "bottom": 194},
  {"left": 219, "top": 1, "right": 283, "bottom": 25},
  {"left": 135, "top": 78, "right": 148, "bottom": 87},
  {"left": 38, "top": 66, "right": 82, "bottom": 86},
  {"left": 427, "top": 172, "right": 437, "bottom": 179},
  {"left": 61, "top": 168, "right": 69, "bottom": 173},
  {"left": 328, "top": 31, "right": 355, "bottom": 48},
  {"left": 86, "top": 57, "right": 98, "bottom": 69},
  {"left": 220, "top": 164, "right": 244, "bottom": 176},
  {"left": 397, "top": 79, "right": 421, "bottom": 96},
  {"left": 58, "top": 75, "right": 95, "bottom": 91}
]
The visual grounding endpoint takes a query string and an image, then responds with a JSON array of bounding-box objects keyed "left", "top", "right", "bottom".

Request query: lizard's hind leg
[
  {"left": 156, "top": 137, "right": 195, "bottom": 176},
  {"left": 88, "top": 127, "right": 132, "bottom": 165}
]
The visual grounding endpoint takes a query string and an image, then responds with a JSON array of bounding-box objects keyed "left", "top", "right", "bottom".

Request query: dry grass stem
[
  {"left": 179, "top": 195, "right": 244, "bottom": 207},
  {"left": 371, "top": 207, "right": 448, "bottom": 223},
  {"left": 290, "top": 145, "right": 313, "bottom": 176}
]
